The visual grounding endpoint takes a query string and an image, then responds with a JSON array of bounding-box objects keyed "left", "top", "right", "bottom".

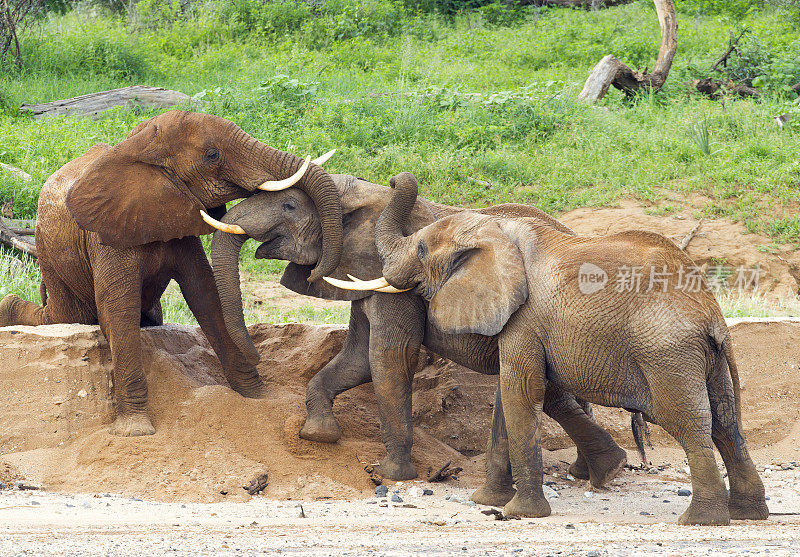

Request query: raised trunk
[
  {"left": 209, "top": 231, "right": 259, "bottom": 365},
  {"left": 374, "top": 172, "right": 421, "bottom": 289}
]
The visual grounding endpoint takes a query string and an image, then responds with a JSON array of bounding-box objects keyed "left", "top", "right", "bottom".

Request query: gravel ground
[{"left": 3, "top": 464, "right": 799, "bottom": 556}]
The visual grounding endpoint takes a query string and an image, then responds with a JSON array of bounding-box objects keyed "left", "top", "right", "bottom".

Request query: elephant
[
  {"left": 0, "top": 110, "right": 344, "bottom": 437},
  {"left": 203, "top": 172, "right": 629, "bottom": 504},
  {"left": 355, "top": 172, "right": 768, "bottom": 525}
]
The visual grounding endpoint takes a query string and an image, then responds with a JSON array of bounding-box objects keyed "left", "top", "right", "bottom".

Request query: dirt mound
[
  {"left": 2, "top": 319, "right": 799, "bottom": 501},
  {"left": 560, "top": 200, "right": 800, "bottom": 297}
]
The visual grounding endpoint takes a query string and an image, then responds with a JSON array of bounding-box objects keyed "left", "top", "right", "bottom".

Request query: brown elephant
[
  {"left": 0, "top": 110, "right": 343, "bottom": 437},
  {"left": 351, "top": 172, "right": 768, "bottom": 525},
  {"left": 203, "top": 173, "right": 629, "bottom": 502}
]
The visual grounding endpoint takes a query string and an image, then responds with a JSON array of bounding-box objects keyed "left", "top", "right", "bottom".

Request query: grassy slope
[{"left": 1, "top": 2, "right": 798, "bottom": 323}]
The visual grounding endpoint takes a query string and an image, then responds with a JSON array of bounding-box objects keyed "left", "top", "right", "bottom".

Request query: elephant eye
[
  {"left": 282, "top": 200, "right": 296, "bottom": 212},
  {"left": 204, "top": 148, "right": 220, "bottom": 164},
  {"left": 417, "top": 241, "right": 428, "bottom": 260}
]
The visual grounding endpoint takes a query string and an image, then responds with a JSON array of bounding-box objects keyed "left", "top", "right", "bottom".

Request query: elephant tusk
[
  {"left": 258, "top": 156, "right": 311, "bottom": 191},
  {"left": 200, "top": 210, "right": 247, "bottom": 235},
  {"left": 320, "top": 274, "right": 411, "bottom": 293},
  {"left": 312, "top": 149, "right": 336, "bottom": 166}
]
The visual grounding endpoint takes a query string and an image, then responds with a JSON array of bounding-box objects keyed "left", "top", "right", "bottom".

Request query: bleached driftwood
[
  {"left": 578, "top": 0, "right": 677, "bottom": 103},
  {"left": 0, "top": 217, "right": 36, "bottom": 257},
  {"left": 19, "top": 86, "right": 196, "bottom": 119}
]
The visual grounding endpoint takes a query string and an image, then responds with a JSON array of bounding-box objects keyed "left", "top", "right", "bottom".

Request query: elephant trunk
[
  {"left": 255, "top": 143, "right": 343, "bottom": 283},
  {"left": 374, "top": 172, "right": 420, "bottom": 289},
  {"left": 210, "top": 230, "right": 259, "bottom": 365}
]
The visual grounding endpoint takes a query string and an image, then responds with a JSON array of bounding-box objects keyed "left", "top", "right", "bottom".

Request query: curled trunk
[{"left": 256, "top": 144, "right": 343, "bottom": 283}]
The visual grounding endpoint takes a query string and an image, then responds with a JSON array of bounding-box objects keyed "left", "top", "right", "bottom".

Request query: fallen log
[
  {"left": 0, "top": 162, "right": 31, "bottom": 182},
  {"left": 578, "top": 0, "right": 677, "bottom": 102},
  {"left": 19, "top": 86, "right": 196, "bottom": 119}
]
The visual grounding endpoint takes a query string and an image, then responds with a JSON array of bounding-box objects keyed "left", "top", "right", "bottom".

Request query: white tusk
[
  {"left": 200, "top": 210, "right": 246, "bottom": 234},
  {"left": 258, "top": 156, "right": 311, "bottom": 191},
  {"left": 323, "top": 274, "right": 411, "bottom": 293},
  {"left": 323, "top": 276, "right": 379, "bottom": 291},
  {"left": 374, "top": 284, "right": 411, "bottom": 293},
  {"left": 312, "top": 149, "right": 336, "bottom": 166}
]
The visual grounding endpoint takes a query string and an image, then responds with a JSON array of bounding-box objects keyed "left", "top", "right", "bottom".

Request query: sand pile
[
  {"left": 1, "top": 319, "right": 799, "bottom": 502},
  {"left": 560, "top": 200, "right": 800, "bottom": 297}
]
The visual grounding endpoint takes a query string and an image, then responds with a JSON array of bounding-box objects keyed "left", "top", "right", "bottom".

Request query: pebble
[
  {"left": 584, "top": 491, "right": 594, "bottom": 498},
  {"left": 365, "top": 500, "right": 377, "bottom": 505},
  {"left": 374, "top": 485, "right": 389, "bottom": 497},
  {"left": 422, "top": 489, "right": 433, "bottom": 496},
  {"left": 565, "top": 524, "right": 576, "bottom": 529},
  {"left": 587, "top": 551, "right": 601, "bottom": 557},
  {"left": 677, "top": 488, "right": 691, "bottom": 497},
  {"left": 543, "top": 485, "right": 560, "bottom": 500},
  {"left": 390, "top": 494, "right": 403, "bottom": 503},
  {"left": 0, "top": 482, "right": 5, "bottom": 490}
]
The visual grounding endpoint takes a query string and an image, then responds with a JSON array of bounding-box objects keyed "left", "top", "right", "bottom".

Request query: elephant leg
[
  {"left": 301, "top": 300, "right": 371, "bottom": 443},
  {"left": 367, "top": 294, "right": 425, "bottom": 481},
  {"left": 650, "top": 371, "right": 729, "bottom": 526},
  {"left": 470, "top": 384, "right": 516, "bottom": 506},
  {"left": 707, "top": 361, "right": 768, "bottom": 520},
  {"left": 1, "top": 266, "right": 94, "bottom": 327},
  {"left": 93, "top": 252, "right": 154, "bottom": 437},
  {"left": 500, "top": 327, "right": 550, "bottom": 518},
  {"left": 173, "top": 237, "right": 265, "bottom": 398},
  {"left": 544, "top": 388, "right": 627, "bottom": 488}
]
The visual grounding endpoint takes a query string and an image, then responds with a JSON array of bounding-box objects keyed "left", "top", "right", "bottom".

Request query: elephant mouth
[{"left": 254, "top": 235, "right": 283, "bottom": 259}]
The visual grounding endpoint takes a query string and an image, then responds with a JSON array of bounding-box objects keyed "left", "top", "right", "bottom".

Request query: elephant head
[
  {"left": 64, "top": 110, "right": 343, "bottom": 286},
  {"left": 332, "top": 172, "right": 529, "bottom": 337},
  {"left": 204, "top": 174, "right": 436, "bottom": 357}
]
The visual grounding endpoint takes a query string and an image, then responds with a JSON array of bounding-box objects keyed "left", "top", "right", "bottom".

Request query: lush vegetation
[{"left": 1, "top": 0, "right": 799, "bottom": 322}]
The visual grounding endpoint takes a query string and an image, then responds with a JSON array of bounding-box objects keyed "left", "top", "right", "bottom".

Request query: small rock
[
  {"left": 0, "top": 483, "right": 5, "bottom": 490},
  {"left": 76, "top": 389, "right": 88, "bottom": 398},
  {"left": 464, "top": 500, "right": 476, "bottom": 507},
  {"left": 374, "top": 485, "right": 389, "bottom": 497},
  {"left": 543, "top": 485, "right": 560, "bottom": 500},
  {"left": 648, "top": 467, "right": 659, "bottom": 475},
  {"left": 587, "top": 551, "right": 601, "bottom": 557},
  {"left": 566, "top": 474, "right": 576, "bottom": 481},
  {"left": 584, "top": 491, "right": 594, "bottom": 498},
  {"left": 30, "top": 500, "right": 40, "bottom": 506},
  {"left": 663, "top": 500, "right": 671, "bottom": 503},
  {"left": 423, "top": 489, "right": 434, "bottom": 496},
  {"left": 677, "top": 488, "right": 691, "bottom": 497},
  {"left": 639, "top": 511, "right": 651, "bottom": 516},
  {"left": 765, "top": 495, "right": 770, "bottom": 501},
  {"left": 391, "top": 494, "right": 403, "bottom": 503},
  {"left": 407, "top": 487, "right": 422, "bottom": 497},
  {"left": 565, "top": 523, "right": 576, "bottom": 529},
  {"left": 366, "top": 500, "right": 377, "bottom": 505}
]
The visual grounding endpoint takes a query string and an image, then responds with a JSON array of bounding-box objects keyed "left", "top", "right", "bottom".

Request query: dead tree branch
[
  {"left": 578, "top": 0, "right": 677, "bottom": 102},
  {"left": 0, "top": 217, "right": 36, "bottom": 258}
]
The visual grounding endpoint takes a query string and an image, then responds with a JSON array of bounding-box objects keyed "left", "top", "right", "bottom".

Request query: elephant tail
[{"left": 709, "top": 314, "right": 742, "bottom": 426}]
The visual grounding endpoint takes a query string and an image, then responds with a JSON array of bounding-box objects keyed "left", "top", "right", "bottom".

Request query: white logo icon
[{"left": 578, "top": 263, "right": 607, "bottom": 295}]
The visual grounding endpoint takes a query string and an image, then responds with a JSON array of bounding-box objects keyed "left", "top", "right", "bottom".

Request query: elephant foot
[
  {"left": 372, "top": 456, "right": 417, "bottom": 481},
  {"left": 110, "top": 413, "right": 155, "bottom": 437},
  {"left": 299, "top": 414, "right": 342, "bottom": 443},
  {"left": 229, "top": 377, "right": 267, "bottom": 399},
  {"left": 504, "top": 492, "right": 551, "bottom": 518},
  {"left": 583, "top": 445, "right": 628, "bottom": 488},
  {"left": 568, "top": 452, "right": 590, "bottom": 480},
  {"left": 0, "top": 294, "right": 20, "bottom": 327},
  {"left": 729, "top": 497, "right": 769, "bottom": 521},
  {"left": 677, "top": 499, "right": 730, "bottom": 526},
  {"left": 470, "top": 484, "right": 516, "bottom": 507}
]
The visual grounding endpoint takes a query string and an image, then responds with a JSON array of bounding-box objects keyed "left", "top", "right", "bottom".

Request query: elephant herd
[{"left": 0, "top": 111, "right": 768, "bottom": 526}]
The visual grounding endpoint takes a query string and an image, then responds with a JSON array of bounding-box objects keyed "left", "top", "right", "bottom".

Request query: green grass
[{"left": 1, "top": 0, "right": 799, "bottom": 322}]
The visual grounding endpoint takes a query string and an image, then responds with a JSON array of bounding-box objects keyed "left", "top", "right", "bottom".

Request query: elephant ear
[
  {"left": 65, "top": 118, "right": 213, "bottom": 247},
  {"left": 428, "top": 219, "right": 528, "bottom": 336}
]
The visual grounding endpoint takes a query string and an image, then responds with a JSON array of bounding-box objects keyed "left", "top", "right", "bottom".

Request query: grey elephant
[
  {"left": 202, "top": 173, "right": 628, "bottom": 505},
  {"left": 351, "top": 172, "right": 767, "bottom": 525}
]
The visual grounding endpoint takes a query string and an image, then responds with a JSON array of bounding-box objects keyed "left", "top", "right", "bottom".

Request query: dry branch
[
  {"left": 19, "top": 86, "right": 196, "bottom": 119},
  {"left": 0, "top": 218, "right": 36, "bottom": 258},
  {"left": 578, "top": 0, "right": 677, "bottom": 102},
  {"left": 678, "top": 220, "right": 703, "bottom": 251}
]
